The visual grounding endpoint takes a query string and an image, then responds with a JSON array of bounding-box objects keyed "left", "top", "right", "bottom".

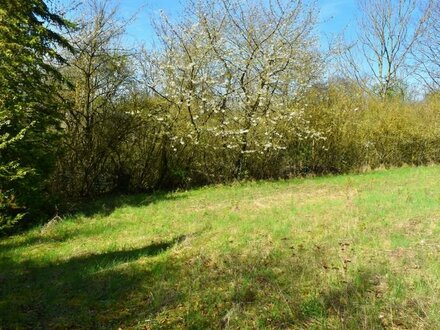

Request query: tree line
[{"left": 1, "top": 0, "right": 440, "bottom": 233}]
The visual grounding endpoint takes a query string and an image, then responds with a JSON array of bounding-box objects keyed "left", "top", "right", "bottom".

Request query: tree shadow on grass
[
  {"left": 67, "top": 191, "right": 188, "bottom": 218},
  {"left": 0, "top": 237, "right": 407, "bottom": 329},
  {"left": 224, "top": 258, "right": 386, "bottom": 329},
  {"left": 0, "top": 235, "right": 186, "bottom": 329},
  {"left": 293, "top": 269, "right": 384, "bottom": 329}
]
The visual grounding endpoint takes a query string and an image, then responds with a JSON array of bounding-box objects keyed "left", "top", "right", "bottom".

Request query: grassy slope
[{"left": 1, "top": 166, "right": 440, "bottom": 329}]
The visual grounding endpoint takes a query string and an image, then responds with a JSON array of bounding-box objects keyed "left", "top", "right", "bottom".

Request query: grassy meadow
[{"left": 1, "top": 165, "right": 440, "bottom": 329}]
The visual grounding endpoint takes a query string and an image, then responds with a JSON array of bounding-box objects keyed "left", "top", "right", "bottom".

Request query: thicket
[{"left": 1, "top": 0, "right": 440, "bottom": 233}]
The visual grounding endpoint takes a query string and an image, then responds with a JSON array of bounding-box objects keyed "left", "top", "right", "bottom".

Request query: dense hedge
[{"left": 52, "top": 86, "right": 440, "bottom": 199}]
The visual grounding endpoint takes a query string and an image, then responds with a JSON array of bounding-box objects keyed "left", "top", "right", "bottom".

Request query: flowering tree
[{"left": 142, "top": 0, "right": 323, "bottom": 178}]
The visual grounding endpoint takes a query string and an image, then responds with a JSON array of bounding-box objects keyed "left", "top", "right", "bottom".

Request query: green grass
[{"left": 2, "top": 165, "right": 440, "bottom": 329}]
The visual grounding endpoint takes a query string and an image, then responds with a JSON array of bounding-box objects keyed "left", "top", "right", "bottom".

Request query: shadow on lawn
[
  {"left": 70, "top": 191, "right": 188, "bottom": 218},
  {"left": 295, "top": 269, "right": 383, "bottom": 328},
  {"left": 0, "top": 235, "right": 186, "bottom": 329},
  {"left": 0, "top": 237, "right": 400, "bottom": 329}
]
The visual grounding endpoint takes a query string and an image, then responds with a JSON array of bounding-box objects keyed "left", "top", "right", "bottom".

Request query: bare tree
[
  {"left": 341, "top": 0, "right": 432, "bottom": 99},
  {"left": 57, "top": 0, "right": 137, "bottom": 196},
  {"left": 414, "top": 1, "right": 440, "bottom": 92}
]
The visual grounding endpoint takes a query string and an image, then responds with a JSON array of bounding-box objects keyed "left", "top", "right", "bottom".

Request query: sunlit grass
[{"left": 1, "top": 165, "right": 440, "bottom": 328}]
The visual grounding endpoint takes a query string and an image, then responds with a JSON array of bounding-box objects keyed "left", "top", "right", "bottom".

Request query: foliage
[
  {"left": 52, "top": 0, "right": 135, "bottom": 197},
  {"left": 0, "top": 0, "right": 73, "bottom": 232},
  {"left": 304, "top": 81, "right": 440, "bottom": 174},
  {"left": 0, "top": 122, "right": 31, "bottom": 231},
  {"left": 3, "top": 0, "right": 440, "bottom": 230}
]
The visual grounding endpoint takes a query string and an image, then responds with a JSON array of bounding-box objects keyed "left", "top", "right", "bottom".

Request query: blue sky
[{"left": 60, "top": 0, "right": 358, "bottom": 47}]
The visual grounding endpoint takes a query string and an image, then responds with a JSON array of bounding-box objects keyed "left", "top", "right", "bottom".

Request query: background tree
[
  {"left": 54, "top": 0, "right": 136, "bottom": 197},
  {"left": 0, "top": 0, "right": 73, "bottom": 231},
  {"left": 341, "top": 0, "right": 432, "bottom": 99},
  {"left": 143, "top": 0, "right": 323, "bottom": 180},
  {"left": 415, "top": 1, "right": 440, "bottom": 92}
]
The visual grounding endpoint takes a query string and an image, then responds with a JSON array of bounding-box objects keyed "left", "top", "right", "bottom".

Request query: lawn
[{"left": 1, "top": 166, "right": 440, "bottom": 329}]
